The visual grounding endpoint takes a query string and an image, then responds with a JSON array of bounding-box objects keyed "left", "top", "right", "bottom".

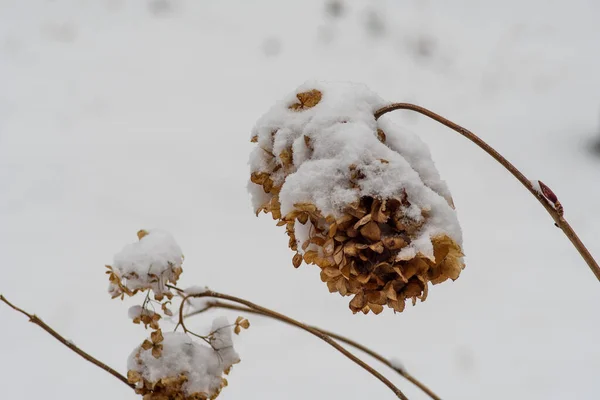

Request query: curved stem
[
  {"left": 186, "top": 301, "right": 441, "bottom": 400},
  {"left": 0, "top": 294, "right": 133, "bottom": 390},
  {"left": 375, "top": 103, "right": 600, "bottom": 282},
  {"left": 179, "top": 291, "right": 409, "bottom": 400}
]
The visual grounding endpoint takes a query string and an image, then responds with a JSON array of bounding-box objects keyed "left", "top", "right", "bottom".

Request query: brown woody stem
[
  {"left": 0, "top": 294, "right": 133, "bottom": 389},
  {"left": 375, "top": 103, "right": 600, "bottom": 282},
  {"left": 186, "top": 300, "right": 441, "bottom": 400},
  {"left": 179, "top": 290, "right": 409, "bottom": 400}
]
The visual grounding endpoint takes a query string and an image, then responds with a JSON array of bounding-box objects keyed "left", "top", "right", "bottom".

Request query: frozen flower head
[
  {"left": 248, "top": 82, "right": 465, "bottom": 314},
  {"left": 106, "top": 229, "right": 184, "bottom": 301},
  {"left": 127, "top": 319, "right": 240, "bottom": 400}
]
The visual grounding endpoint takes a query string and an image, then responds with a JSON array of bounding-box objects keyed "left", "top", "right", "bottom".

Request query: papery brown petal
[
  {"left": 303, "top": 250, "right": 319, "bottom": 264},
  {"left": 289, "top": 89, "right": 322, "bottom": 110},
  {"left": 292, "top": 253, "right": 303, "bottom": 268},
  {"left": 369, "top": 303, "right": 384, "bottom": 315},
  {"left": 128, "top": 370, "right": 142, "bottom": 384},
  {"left": 141, "top": 340, "right": 153, "bottom": 350},
  {"left": 369, "top": 241, "right": 384, "bottom": 254},
  {"left": 360, "top": 221, "right": 381, "bottom": 241},
  {"left": 323, "top": 238, "right": 335, "bottom": 256},
  {"left": 353, "top": 214, "right": 372, "bottom": 229},
  {"left": 151, "top": 329, "right": 164, "bottom": 344},
  {"left": 152, "top": 344, "right": 163, "bottom": 359}
]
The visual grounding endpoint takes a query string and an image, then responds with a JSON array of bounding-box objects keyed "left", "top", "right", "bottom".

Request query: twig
[
  {"left": 0, "top": 294, "right": 134, "bottom": 390},
  {"left": 375, "top": 103, "right": 600, "bottom": 282},
  {"left": 179, "top": 290, "right": 409, "bottom": 400},
  {"left": 186, "top": 301, "right": 441, "bottom": 400}
]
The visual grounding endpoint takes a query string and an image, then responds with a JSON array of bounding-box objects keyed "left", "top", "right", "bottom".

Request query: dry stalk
[
  {"left": 375, "top": 103, "right": 600, "bottom": 282},
  {"left": 0, "top": 294, "right": 134, "bottom": 389},
  {"left": 186, "top": 300, "right": 441, "bottom": 400},
  {"left": 179, "top": 290, "right": 409, "bottom": 400}
]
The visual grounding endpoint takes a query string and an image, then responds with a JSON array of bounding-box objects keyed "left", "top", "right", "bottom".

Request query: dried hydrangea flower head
[
  {"left": 106, "top": 229, "right": 184, "bottom": 301},
  {"left": 128, "top": 318, "right": 241, "bottom": 400},
  {"left": 248, "top": 81, "right": 465, "bottom": 314}
]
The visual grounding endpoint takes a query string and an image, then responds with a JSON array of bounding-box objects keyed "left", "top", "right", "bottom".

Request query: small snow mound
[
  {"left": 184, "top": 285, "right": 211, "bottom": 311},
  {"left": 389, "top": 357, "right": 405, "bottom": 372},
  {"left": 108, "top": 229, "right": 184, "bottom": 299}
]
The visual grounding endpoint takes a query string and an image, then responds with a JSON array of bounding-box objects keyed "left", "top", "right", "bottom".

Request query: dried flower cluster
[
  {"left": 128, "top": 324, "right": 240, "bottom": 400},
  {"left": 249, "top": 82, "right": 465, "bottom": 314},
  {"left": 106, "top": 230, "right": 245, "bottom": 400}
]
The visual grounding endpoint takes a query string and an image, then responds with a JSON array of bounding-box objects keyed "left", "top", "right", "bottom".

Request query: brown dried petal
[
  {"left": 328, "top": 223, "right": 337, "bottom": 238},
  {"left": 141, "top": 340, "right": 153, "bottom": 351},
  {"left": 333, "top": 247, "right": 344, "bottom": 265},
  {"left": 369, "top": 241, "right": 385, "bottom": 254},
  {"left": 323, "top": 267, "right": 342, "bottom": 278},
  {"left": 323, "top": 238, "right": 335, "bottom": 256},
  {"left": 343, "top": 242, "right": 358, "bottom": 256},
  {"left": 382, "top": 236, "right": 406, "bottom": 250},
  {"left": 151, "top": 329, "right": 164, "bottom": 344},
  {"left": 279, "top": 149, "right": 293, "bottom": 168},
  {"left": 349, "top": 292, "right": 366, "bottom": 312},
  {"left": 289, "top": 89, "right": 322, "bottom": 110},
  {"left": 356, "top": 273, "right": 371, "bottom": 284},
  {"left": 295, "top": 203, "right": 317, "bottom": 213},
  {"left": 151, "top": 344, "right": 163, "bottom": 359},
  {"left": 369, "top": 303, "right": 384, "bottom": 315},
  {"left": 303, "top": 250, "right": 319, "bottom": 264},
  {"left": 297, "top": 212, "right": 309, "bottom": 225},
  {"left": 353, "top": 213, "right": 372, "bottom": 229},
  {"left": 326, "top": 280, "right": 338, "bottom": 293},
  {"left": 336, "top": 277, "right": 348, "bottom": 295},
  {"left": 360, "top": 221, "right": 381, "bottom": 241},
  {"left": 384, "top": 282, "right": 397, "bottom": 301},
  {"left": 292, "top": 253, "right": 303, "bottom": 268},
  {"left": 371, "top": 199, "right": 389, "bottom": 223},
  {"left": 128, "top": 370, "right": 142, "bottom": 384},
  {"left": 403, "top": 280, "right": 423, "bottom": 298},
  {"left": 340, "top": 263, "right": 351, "bottom": 280}
]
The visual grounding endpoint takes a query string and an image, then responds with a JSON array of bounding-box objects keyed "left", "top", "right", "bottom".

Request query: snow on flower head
[
  {"left": 127, "top": 318, "right": 240, "bottom": 400},
  {"left": 106, "top": 229, "right": 184, "bottom": 301},
  {"left": 248, "top": 81, "right": 465, "bottom": 314}
]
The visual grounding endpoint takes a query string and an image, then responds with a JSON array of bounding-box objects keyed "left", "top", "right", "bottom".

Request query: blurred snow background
[{"left": 1, "top": 0, "right": 600, "bottom": 399}]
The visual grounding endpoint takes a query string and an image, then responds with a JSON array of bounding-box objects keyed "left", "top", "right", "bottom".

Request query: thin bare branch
[
  {"left": 375, "top": 103, "right": 600, "bottom": 282},
  {"left": 186, "top": 301, "right": 440, "bottom": 400},
  {"left": 179, "top": 290, "right": 409, "bottom": 400},
  {"left": 0, "top": 294, "right": 134, "bottom": 390}
]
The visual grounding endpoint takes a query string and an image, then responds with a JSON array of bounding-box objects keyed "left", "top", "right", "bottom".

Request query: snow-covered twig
[
  {"left": 186, "top": 300, "right": 441, "bottom": 400},
  {"left": 0, "top": 294, "right": 133, "bottom": 389},
  {"left": 375, "top": 103, "right": 600, "bottom": 282},
  {"left": 178, "top": 289, "right": 409, "bottom": 400}
]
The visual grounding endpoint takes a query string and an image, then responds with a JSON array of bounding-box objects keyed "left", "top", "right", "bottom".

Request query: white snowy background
[{"left": 1, "top": 0, "right": 599, "bottom": 399}]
